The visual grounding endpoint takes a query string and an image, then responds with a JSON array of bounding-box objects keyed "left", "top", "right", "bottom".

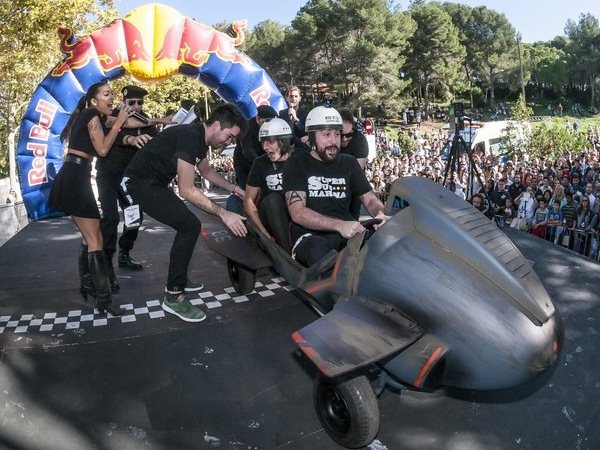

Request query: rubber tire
[
  {"left": 227, "top": 259, "right": 255, "bottom": 294},
  {"left": 314, "top": 374, "right": 380, "bottom": 448}
]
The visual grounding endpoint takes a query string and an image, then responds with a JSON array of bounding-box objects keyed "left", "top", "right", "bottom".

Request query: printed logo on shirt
[
  {"left": 308, "top": 176, "right": 347, "bottom": 198},
  {"left": 266, "top": 173, "right": 283, "bottom": 191}
]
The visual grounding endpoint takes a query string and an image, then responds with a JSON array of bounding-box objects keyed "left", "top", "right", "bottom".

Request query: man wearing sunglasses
[
  {"left": 339, "top": 109, "right": 369, "bottom": 170},
  {"left": 339, "top": 109, "right": 370, "bottom": 219},
  {"left": 96, "top": 85, "right": 158, "bottom": 291}
]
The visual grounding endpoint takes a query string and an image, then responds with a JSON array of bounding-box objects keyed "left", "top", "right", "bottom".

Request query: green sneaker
[
  {"left": 162, "top": 292, "right": 206, "bottom": 322},
  {"left": 184, "top": 280, "right": 204, "bottom": 293}
]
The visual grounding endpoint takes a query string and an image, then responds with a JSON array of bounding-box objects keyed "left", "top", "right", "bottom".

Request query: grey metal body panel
[{"left": 359, "top": 177, "right": 562, "bottom": 389}]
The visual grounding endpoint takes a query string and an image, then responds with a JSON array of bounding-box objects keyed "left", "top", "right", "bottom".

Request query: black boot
[
  {"left": 105, "top": 254, "right": 120, "bottom": 292},
  {"left": 78, "top": 244, "right": 94, "bottom": 300},
  {"left": 118, "top": 250, "right": 144, "bottom": 270},
  {"left": 88, "top": 251, "right": 124, "bottom": 316}
]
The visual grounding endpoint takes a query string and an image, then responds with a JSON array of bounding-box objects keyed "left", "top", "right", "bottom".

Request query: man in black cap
[
  {"left": 226, "top": 104, "right": 278, "bottom": 213},
  {"left": 96, "top": 85, "right": 157, "bottom": 290}
]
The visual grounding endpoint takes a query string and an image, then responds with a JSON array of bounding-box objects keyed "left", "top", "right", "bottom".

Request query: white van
[{"left": 441, "top": 120, "right": 528, "bottom": 160}]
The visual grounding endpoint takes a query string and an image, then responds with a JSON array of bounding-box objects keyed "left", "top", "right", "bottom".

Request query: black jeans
[
  {"left": 97, "top": 171, "right": 141, "bottom": 257},
  {"left": 126, "top": 178, "right": 200, "bottom": 292},
  {"left": 259, "top": 193, "right": 291, "bottom": 253},
  {"left": 293, "top": 232, "right": 345, "bottom": 268}
]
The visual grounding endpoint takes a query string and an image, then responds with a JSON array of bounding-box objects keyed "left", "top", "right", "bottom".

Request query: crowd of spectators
[{"left": 365, "top": 124, "right": 600, "bottom": 261}]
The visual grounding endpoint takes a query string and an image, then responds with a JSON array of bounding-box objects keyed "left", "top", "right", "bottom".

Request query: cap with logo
[
  {"left": 305, "top": 106, "right": 343, "bottom": 132},
  {"left": 122, "top": 85, "right": 148, "bottom": 99}
]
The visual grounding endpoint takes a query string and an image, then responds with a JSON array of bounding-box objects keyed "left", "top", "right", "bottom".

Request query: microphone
[{"left": 117, "top": 102, "right": 149, "bottom": 124}]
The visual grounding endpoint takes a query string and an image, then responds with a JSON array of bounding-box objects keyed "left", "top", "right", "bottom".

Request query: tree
[
  {"left": 444, "top": 4, "right": 518, "bottom": 107},
  {"left": 529, "top": 120, "right": 589, "bottom": 161},
  {"left": 564, "top": 13, "right": 600, "bottom": 106},
  {"left": 405, "top": 2, "right": 466, "bottom": 110},
  {"left": 285, "top": 0, "right": 415, "bottom": 114},
  {"left": 511, "top": 94, "right": 533, "bottom": 121},
  {"left": 527, "top": 42, "right": 568, "bottom": 99},
  {"left": 244, "top": 20, "right": 288, "bottom": 85},
  {"left": 441, "top": 2, "right": 478, "bottom": 107},
  {"left": 0, "top": 0, "right": 117, "bottom": 186},
  {"left": 500, "top": 94, "right": 533, "bottom": 161}
]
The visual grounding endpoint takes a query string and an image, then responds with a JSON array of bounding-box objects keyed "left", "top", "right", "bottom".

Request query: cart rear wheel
[
  {"left": 227, "top": 259, "right": 255, "bottom": 294},
  {"left": 314, "top": 374, "right": 379, "bottom": 448}
]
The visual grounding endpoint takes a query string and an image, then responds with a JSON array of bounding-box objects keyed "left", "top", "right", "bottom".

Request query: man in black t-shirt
[
  {"left": 283, "top": 106, "right": 389, "bottom": 269},
  {"left": 227, "top": 105, "right": 277, "bottom": 214},
  {"left": 339, "top": 108, "right": 370, "bottom": 219},
  {"left": 244, "top": 118, "right": 293, "bottom": 252},
  {"left": 339, "top": 108, "right": 369, "bottom": 170},
  {"left": 123, "top": 104, "right": 247, "bottom": 323},
  {"left": 489, "top": 179, "right": 510, "bottom": 213}
]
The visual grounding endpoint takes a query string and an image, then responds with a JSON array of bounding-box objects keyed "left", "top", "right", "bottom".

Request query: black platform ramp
[
  {"left": 0, "top": 210, "right": 347, "bottom": 449},
  {"left": 0, "top": 206, "right": 599, "bottom": 449}
]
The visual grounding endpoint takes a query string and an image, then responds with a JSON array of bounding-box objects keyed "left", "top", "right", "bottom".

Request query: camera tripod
[{"left": 442, "top": 127, "right": 489, "bottom": 204}]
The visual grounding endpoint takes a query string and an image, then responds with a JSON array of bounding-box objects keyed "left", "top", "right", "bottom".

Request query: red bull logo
[
  {"left": 51, "top": 19, "right": 150, "bottom": 77},
  {"left": 156, "top": 18, "right": 250, "bottom": 67},
  {"left": 249, "top": 84, "right": 271, "bottom": 107},
  {"left": 27, "top": 100, "right": 58, "bottom": 186}
]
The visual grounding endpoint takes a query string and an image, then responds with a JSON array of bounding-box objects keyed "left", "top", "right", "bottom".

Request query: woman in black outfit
[{"left": 49, "top": 80, "right": 135, "bottom": 315}]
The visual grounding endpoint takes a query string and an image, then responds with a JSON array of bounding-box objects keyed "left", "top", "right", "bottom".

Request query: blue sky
[{"left": 116, "top": 0, "right": 600, "bottom": 43}]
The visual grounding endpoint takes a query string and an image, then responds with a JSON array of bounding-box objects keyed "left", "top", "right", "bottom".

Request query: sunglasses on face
[
  {"left": 341, "top": 132, "right": 353, "bottom": 140},
  {"left": 126, "top": 99, "right": 144, "bottom": 106}
]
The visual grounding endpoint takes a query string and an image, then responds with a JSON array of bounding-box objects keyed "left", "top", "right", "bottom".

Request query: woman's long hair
[{"left": 60, "top": 79, "right": 108, "bottom": 142}]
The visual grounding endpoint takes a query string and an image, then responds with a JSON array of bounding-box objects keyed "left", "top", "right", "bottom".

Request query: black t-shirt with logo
[
  {"left": 283, "top": 150, "right": 372, "bottom": 240},
  {"left": 124, "top": 122, "right": 207, "bottom": 186},
  {"left": 247, "top": 154, "right": 286, "bottom": 196}
]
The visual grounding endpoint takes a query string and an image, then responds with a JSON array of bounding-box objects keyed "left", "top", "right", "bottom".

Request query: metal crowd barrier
[{"left": 497, "top": 216, "right": 600, "bottom": 262}]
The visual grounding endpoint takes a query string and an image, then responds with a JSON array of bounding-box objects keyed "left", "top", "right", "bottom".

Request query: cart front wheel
[{"left": 314, "top": 374, "right": 379, "bottom": 448}]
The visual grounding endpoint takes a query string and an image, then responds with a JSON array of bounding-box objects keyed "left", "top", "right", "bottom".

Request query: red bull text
[{"left": 27, "top": 100, "right": 58, "bottom": 186}]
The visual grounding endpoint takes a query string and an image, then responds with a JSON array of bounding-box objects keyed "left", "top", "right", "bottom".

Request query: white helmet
[
  {"left": 305, "top": 106, "right": 343, "bottom": 132},
  {"left": 259, "top": 118, "right": 293, "bottom": 142}
]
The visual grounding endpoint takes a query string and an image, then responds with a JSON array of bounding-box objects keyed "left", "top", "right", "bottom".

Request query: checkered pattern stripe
[{"left": 0, "top": 277, "right": 292, "bottom": 335}]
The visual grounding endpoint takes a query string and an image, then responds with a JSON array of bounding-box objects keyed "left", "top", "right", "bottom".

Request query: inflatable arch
[{"left": 16, "top": 2, "right": 287, "bottom": 220}]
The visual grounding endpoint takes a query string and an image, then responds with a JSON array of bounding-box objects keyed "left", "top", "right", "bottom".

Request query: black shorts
[{"left": 49, "top": 155, "right": 100, "bottom": 219}]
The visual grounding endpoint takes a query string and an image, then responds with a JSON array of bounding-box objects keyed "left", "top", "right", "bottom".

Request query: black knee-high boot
[
  {"left": 88, "top": 250, "right": 124, "bottom": 316},
  {"left": 78, "top": 244, "right": 94, "bottom": 300},
  {"left": 104, "top": 252, "right": 120, "bottom": 292}
]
